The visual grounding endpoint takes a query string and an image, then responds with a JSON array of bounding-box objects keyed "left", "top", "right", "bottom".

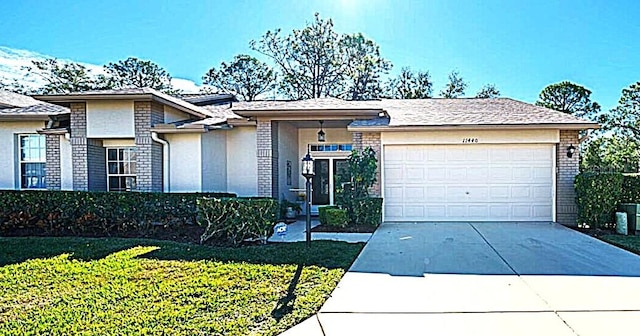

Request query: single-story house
[{"left": 0, "top": 88, "right": 598, "bottom": 225}]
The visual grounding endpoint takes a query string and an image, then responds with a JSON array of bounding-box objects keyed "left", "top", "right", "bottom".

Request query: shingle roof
[
  {"left": 0, "top": 90, "right": 43, "bottom": 108},
  {"left": 0, "top": 103, "right": 68, "bottom": 116},
  {"left": 373, "top": 98, "right": 596, "bottom": 127},
  {"left": 182, "top": 97, "right": 598, "bottom": 129},
  {"left": 35, "top": 88, "right": 214, "bottom": 118}
]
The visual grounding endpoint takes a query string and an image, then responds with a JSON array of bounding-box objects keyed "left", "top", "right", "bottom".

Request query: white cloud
[{"left": 0, "top": 46, "right": 202, "bottom": 93}]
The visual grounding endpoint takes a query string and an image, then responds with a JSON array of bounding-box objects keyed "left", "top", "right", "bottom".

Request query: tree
[
  {"left": 250, "top": 13, "right": 391, "bottom": 100},
  {"left": 340, "top": 33, "right": 392, "bottom": 100},
  {"left": 581, "top": 135, "right": 639, "bottom": 173},
  {"left": 475, "top": 84, "right": 500, "bottom": 98},
  {"left": 439, "top": 71, "right": 467, "bottom": 98},
  {"left": 101, "top": 57, "right": 177, "bottom": 94},
  {"left": 599, "top": 82, "right": 640, "bottom": 138},
  {"left": 202, "top": 55, "right": 276, "bottom": 101},
  {"left": 0, "top": 78, "right": 31, "bottom": 95},
  {"left": 383, "top": 67, "right": 433, "bottom": 99},
  {"left": 23, "top": 58, "right": 103, "bottom": 94},
  {"left": 535, "top": 81, "right": 600, "bottom": 118}
]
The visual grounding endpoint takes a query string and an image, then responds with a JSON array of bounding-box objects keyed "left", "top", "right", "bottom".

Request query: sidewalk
[{"left": 268, "top": 219, "right": 372, "bottom": 244}]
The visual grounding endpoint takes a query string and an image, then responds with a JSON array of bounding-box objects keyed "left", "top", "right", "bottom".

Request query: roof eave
[
  {"left": 0, "top": 115, "right": 51, "bottom": 121},
  {"left": 234, "top": 109, "right": 382, "bottom": 119},
  {"left": 35, "top": 93, "right": 209, "bottom": 119},
  {"left": 347, "top": 123, "right": 601, "bottom": 132}
]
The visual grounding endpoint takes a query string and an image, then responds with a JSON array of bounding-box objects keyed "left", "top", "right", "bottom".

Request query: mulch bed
[{"left": 311, "top": 225, "right": 377, "bottom": 233}]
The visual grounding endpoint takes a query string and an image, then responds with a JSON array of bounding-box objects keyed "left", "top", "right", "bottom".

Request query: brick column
[
  {"left": 45, "top": 134, "right": 61, "bottom": 190},
  {"left": 352, "top": 132, "right": 363, "bottom": 151},
  {"left": 362, "top": 132, "right": 382, "bottom": 197},
  {"left": 70, "top": 102, "right": 88, "bottom": 191},
  {"left": 134, "top": 101, "right": 164, "bottom": 192},
  {"left": 556, "top": 130, "right": 580, "bottom": 226},
  {"left": 257, "top": 120, "right": 278, "bottom": 198}
]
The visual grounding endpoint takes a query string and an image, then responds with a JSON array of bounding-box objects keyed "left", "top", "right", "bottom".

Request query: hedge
[
  {"left": 575, "top": 172, "right": 625, "bottom": 228},
  {"left": 197, "top": 197, "right": 279, "bottom": 246},
  {"left": 318, "top": 206, "right": 339, "bottom": 225},
  {"left": 325, "top": 208, "right": 349, "bottom": 228},
  {"left": 0, "top": 190, "right": 235, "bottom": 236},
  {"left": 621, "top": 174, "right": 640, "bottom": 203},
  {"left": 352, "top": 197, "right": 383, "bottom": 227}
]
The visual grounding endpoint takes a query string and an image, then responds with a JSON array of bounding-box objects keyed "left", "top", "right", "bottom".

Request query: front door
[{"left": 311, "top": 158, "right": 348, "bottom": 210}]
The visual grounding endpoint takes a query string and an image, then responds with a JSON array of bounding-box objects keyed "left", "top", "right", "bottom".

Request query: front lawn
[
  {"left": 599, "top": 234, "right": 640, "bottom": 254},
  {"left": 0, "top": 237, "right": 363, "bottom": 335}
]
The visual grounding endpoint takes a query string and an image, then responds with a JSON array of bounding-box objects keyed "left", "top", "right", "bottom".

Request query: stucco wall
[
  {"left": 227, "top": 126, "right": 258, "bottom": 196},
  {"left": 164, "top": 106, "right": 191, "bottom": 123},
  {"left": 60, "top": 135, "right": 73, "bottom": 190},
  {"left": 0, "top": 121, "right": 47, "bottom": 189},
  {"left": 381, "top": 129, "right": 560, "bottom": 145},
  {"left": 166, "top": 133, "right": 202, "bottom": 192},
  {"left": 86, "top": 101, "right": 135, "bottom": 138},
  {"left": 201, "top": 131, "right": 227, "bottom": 192},
  {"left": 297, "top": 127, "right": 353, "bottom": 191},
  {"left": 278, "top": 122, "right": 299, "bottom": 201}
]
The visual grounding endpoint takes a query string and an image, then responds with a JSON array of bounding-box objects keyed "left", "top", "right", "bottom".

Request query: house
[{"left": 0, "top": 88, "right": 598, "bottom": 226}]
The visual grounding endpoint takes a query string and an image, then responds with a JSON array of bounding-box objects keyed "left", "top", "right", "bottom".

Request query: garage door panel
[{"left": 383, "top": 144, "right": 554, "bottom": 222}]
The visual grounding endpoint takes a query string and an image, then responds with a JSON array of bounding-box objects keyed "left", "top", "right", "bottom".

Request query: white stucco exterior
[
  {"left": 86, "top": 100, "right": 135, "bottom": 138},
  {"left": 381, "top": 129, "right": 560, "bottom": 145},
  {"left": 278, "top": 122, "right": 299, "bottom": 201},
  {"left": 0, "top": 121, "right": 47, "bottom": 189},
  {"left": 164, "top": 106, "right": 191, "bottom": 123},
  {"left": 201, "top": 131, "right": 227, "bottom": 192},
  {"left": 60, "top": 135, "right": 73, "bottom": 190},
  {"left": 166, "top": 133, "right": 202, "bottom": 192},
  {"left": 226, "top": 126, "right": 257, "bottom": 196}
]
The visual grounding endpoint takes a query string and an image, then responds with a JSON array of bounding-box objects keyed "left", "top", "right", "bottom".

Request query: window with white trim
[
  {"left": 19, "top": 134, "right": 46, "bottom": 189},
  {"left": 106, "top": 147, "right": 137, "bottom": 191}
]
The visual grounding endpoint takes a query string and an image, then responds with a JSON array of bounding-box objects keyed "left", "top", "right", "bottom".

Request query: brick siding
[
  {"left": 134, "top": 101, "right": 164, "bottom": 192},
  {"left": 69, "top": 102, "right": 88, "bottom": 191},
  {"left": 362, "top": 132, "right": 381, "bottom": 197},
  {"left": 45, "top": 134, "right": 61, "bottom": 190},
  {"left": 556, "top": 130, "right": 580, "bottom": 226},
  {"left": 257, "top": 119, "right": 278, "bottom": 198}
]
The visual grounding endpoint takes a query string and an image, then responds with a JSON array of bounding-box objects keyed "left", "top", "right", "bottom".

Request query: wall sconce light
[
  {"left": 567, "top": 144, "right": 576, "bottom": 158},
  {"left": 317, "top": 120, "right": 326, "bottom": 142}
]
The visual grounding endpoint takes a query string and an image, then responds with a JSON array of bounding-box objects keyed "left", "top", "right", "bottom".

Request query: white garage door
[{"left": 384, "top": 144, "right": 554, "bottom": 222}]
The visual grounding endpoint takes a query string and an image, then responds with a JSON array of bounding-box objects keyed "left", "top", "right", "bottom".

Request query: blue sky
[{"left": 1, "top": 0, "right": 639, "bottom": 110}]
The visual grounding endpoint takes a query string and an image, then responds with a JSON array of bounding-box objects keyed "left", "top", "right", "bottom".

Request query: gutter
[
  {"left": 347, "top": 123, "right": 601, "bottom": 132},
  {"left": 151, "top": 132, "right": 170, "bottom": 192}
]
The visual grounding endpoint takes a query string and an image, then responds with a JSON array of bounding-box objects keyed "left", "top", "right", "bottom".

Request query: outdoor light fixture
[
  {"left": 567, "top": 144, "right": 576, "bottom": 158},
  {"left": 301, "top": 147, "right": 315, "bottom": 247},
  {"left": 317, "top": 120, "right": 326, "bottom": 142}
]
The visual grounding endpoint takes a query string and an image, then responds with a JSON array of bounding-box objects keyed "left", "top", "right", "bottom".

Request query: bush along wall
[
  {"left": 352, "top": 197, "right": 383, "bottom": 227},
  {"left": 197, "top": 197, "right": 278, "bottom": 247},
  {"left": 575, "top": 172, "right": 624, "bottom": 229},
  {"left": 0, "top": 190, "right": 235, "bottom": 242}
]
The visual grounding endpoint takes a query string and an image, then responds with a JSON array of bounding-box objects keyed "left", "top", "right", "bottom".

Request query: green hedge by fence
[
  {"left": 352, "top": 197, "right": 383, "bottom": 227},
  {"left": 197, "top": 197, "right": 278, "bottom": 246},
  {"left": 575, "top": 172, "right": 625, "bottom": 228},
  {"left": 621, "top": 174, "right": 640, "bottom": 203}
]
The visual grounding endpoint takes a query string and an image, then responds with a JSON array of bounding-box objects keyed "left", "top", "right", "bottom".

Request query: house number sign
[{"left": 462, "top": 138, "right": 479, "bottom": 143}]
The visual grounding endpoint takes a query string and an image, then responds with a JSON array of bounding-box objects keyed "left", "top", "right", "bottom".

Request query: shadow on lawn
[{"left": 0, "top": 237, "right": 364, "bottom": 269}]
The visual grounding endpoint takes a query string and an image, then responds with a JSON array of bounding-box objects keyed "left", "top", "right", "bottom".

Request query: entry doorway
[{"left": 311, "top": 157, "right": 349, "bottom": 212}]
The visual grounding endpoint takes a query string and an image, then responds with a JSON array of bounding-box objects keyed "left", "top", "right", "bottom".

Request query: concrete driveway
[{"left": 287, "top": 222, "right": 640, "bottom": 335}]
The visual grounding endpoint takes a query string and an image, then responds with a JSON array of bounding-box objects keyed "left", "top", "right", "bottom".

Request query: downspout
[{"left": 151, "top": 132, "right": 170, "bottom": 192}]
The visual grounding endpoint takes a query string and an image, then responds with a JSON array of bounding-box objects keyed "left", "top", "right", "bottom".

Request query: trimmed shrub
[
  {"left": 325, "top": 208, "right": 349, "bottom": 228},
  {"left": 352, "top": 197, "right": 383, "bottom": 227},
  {"left": 0, "top": 190, "right": 236, "bottom": 236},
  {"left": 318, "top": 205, "right": 339, "bottom": 225},
  {"left": 621, "top": 174, "right": 640, "bottom": 203},
  {"left": 575, "top": 172, "right": 624, "bottom": 228},
  {"left": 197, "top": 197, "right": 278, "bottom": 246}
]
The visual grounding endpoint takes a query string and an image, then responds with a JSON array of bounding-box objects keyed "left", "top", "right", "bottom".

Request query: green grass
[
  {"left": 0, "top": 237, "right": 363, "bottom": 335},
  {"left": 600, "top": 234, "right": 640, "bottom": 255}
]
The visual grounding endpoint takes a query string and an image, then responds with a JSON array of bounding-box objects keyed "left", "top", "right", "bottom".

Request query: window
[
  {"left": 106, "top": 147, "right": 137, "bottom": 191},
  {"left": 310, "top": 143, "right": 353, "bottom": 152},
  {"left": 19, "top": 134, "right": 46, "bottom": 189}
]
